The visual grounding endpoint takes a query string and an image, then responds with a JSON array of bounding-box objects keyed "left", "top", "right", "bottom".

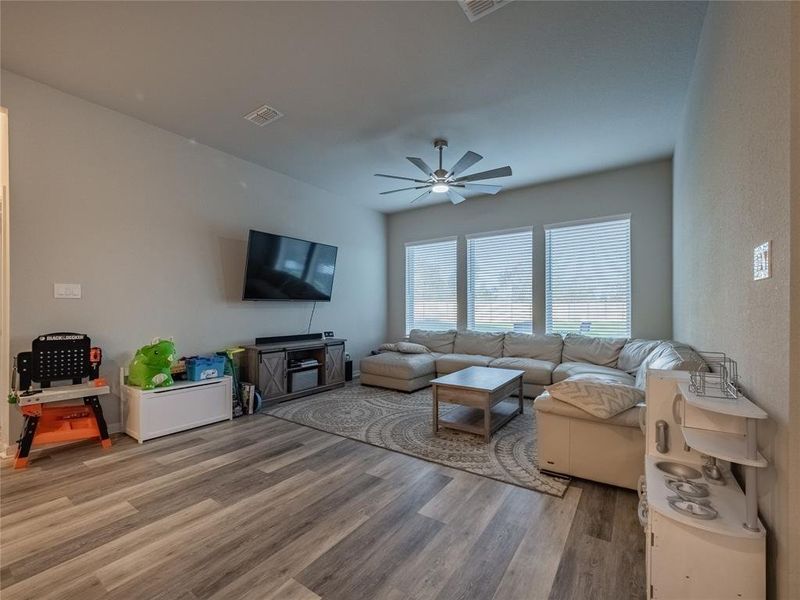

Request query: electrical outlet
[{"left": 54, "top": 283, "right": 82, "bottom": 299}]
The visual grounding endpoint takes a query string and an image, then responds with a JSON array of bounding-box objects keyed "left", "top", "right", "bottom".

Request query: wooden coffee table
[{"left": 432, "top": 366, "right": 524, "bottom": 442}]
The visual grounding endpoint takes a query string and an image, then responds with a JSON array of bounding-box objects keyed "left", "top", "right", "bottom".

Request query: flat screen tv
[{"left": 242, "top": 230, "right": 338, "bottom": 301}]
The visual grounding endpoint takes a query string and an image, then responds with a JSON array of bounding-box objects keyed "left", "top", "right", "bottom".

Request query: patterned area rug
[{"left": 263, "top": 383, "right": 569, "bottom": 497}]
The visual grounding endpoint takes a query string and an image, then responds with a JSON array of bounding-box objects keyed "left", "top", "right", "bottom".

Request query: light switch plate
[
  {"left": 54, "top": 283, "right": 82, "bottom": 299},
  {"left": 753, "top": 241, "right": 771, "bottom": 280}
]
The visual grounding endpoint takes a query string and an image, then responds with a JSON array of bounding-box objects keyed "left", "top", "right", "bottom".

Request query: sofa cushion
[
  {"left": 546, "top": 375, "right": 645, "bottom": 419},
  {"left": 502, "top": 332, "right": 563, "bottom": 363},
  {"left": 408, "top": 329, "right": 457, "bottom": 354},
  {"left": 489, "top": 357, "right": 556, "bottom": 385},
  {"left": 360, "top": 351, "right": 439, "bottom": 380},
  {"left": 453, "top": 331, "right": 505, "bottom": 358},
  {"left": 553, "top": 362, "right": 635, "bottom": 385},
  {"left": 435, "top": 353, "right": 494, "bottom": 374},
  {"left": 534, "top": 392, "right": 643, "bottom": 428},
  {"left": 617, "top": 339, "right": 662, "bottom": 374},
  {"left": 562, "top": 333, "right": 628, "bottom": 367},
  {"left": 635, "top": 341, "right": 708, "bottom": 389}
]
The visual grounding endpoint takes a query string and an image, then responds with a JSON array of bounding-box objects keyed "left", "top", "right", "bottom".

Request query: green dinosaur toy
[{"left": 128, "top": 339, "right": 176, "bottom": 390}]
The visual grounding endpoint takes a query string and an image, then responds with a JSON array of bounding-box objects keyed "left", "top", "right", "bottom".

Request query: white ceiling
[{"left": 1, "top": 1, "right": 706, "bottom": 213}]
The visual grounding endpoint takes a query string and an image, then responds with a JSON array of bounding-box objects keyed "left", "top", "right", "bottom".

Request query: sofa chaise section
[{"left": 360, "top": 351, "right": 440, "bottom": 392}]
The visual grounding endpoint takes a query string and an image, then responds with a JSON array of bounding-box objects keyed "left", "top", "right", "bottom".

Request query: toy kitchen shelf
[
  {"left": 677, "top": 382, "right": 768, "bottom": 419},
  {"left": 675, "top": 381, "right": 768, "bottom": 531},
  {"left": 679, "top": 428, "right": 767, "bottom": 467}
]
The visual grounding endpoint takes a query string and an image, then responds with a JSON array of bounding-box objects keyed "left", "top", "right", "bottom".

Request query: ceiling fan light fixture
[{"left": 375, "top": 139, "right": 512, "bottom": 205}]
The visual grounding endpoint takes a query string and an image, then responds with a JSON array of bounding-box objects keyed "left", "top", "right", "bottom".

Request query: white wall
[
  {"left": 386, "top": 159, "right": 673, "bottom": 342},
  {"left": 672, "top": 4, "right": 797, "bottom": 597},
  {"left": 1, "top": 71, "right": 387, "bottom": 443},
  {"left": 789, "top": 6, "right": 800, "bottom": 594},
  {"left": 0, "top": 107, "right": 9, "bottom": 456}
]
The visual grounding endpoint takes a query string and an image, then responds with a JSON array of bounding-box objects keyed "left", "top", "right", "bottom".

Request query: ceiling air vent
[
  {"left": 243, "top": 104, "right": 284, "bottom": 127},
  {"left": 458, "top": 0, "right": 512, "bottom": 22}
]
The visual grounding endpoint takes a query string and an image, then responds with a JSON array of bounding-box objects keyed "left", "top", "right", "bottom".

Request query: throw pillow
[
  {"left": 377, "top": 343, "right": 398, "bottom": 353},
  {"left": 395, "top": 342, "right": 431, "bottom": 354},
  {"left": 546, "top": 375, "right": 644, "bottom": 419}
]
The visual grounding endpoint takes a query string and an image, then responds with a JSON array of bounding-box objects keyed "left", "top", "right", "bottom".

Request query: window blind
[
  {"left": 467, "top": 229, "right": 533, "bottom": 333},
  {"left": 405, "top": 238, "right": 458, "bottom": 334},
  {"left": 545, "top": 216, "right": 631, "bottom": 337}
]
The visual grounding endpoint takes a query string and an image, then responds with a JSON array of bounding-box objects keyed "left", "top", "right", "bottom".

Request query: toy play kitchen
[
  {"left": 640, "top": 356, "right": 767, "bottom": 599},
  {"left": 10, "top": 333, "right": 111, "bottom": 468}
]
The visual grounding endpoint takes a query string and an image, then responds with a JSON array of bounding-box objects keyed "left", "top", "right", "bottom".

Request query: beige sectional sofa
[
  {"left": 360, "top": 329, "right": 706, "bottom": 490},
  {"left": 360, "top": 329, "right": 564, "bottom": 396}
]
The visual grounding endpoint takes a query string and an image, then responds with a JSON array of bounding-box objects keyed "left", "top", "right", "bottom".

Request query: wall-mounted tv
[{"left": 242, "top": 230, "right": 338, "bottom": 301}]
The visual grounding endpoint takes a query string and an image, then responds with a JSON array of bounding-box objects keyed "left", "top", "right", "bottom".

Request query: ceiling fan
[{"left": 375, "top": 139, "right": 512, "bottom": 205}]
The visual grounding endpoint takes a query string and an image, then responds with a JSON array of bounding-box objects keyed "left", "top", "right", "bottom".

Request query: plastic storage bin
[{"left": 186, "top": 355, "right": 226, "bottom": 381}]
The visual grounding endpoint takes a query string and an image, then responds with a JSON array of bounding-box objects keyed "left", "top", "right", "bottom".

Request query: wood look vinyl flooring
[{"left": 0, "top": 413, "right": 645, "bottom": 600}]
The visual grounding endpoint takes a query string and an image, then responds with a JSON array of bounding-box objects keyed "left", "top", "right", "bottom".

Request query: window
[
  {"left": 405, "top": 238, "right": 457, "bottom": 334},
  {"left": 545, "top": 216, "right": 631, "bottom": 337},
  {"left": 467, "top": 228, "right": 533, "bottom": 333}
]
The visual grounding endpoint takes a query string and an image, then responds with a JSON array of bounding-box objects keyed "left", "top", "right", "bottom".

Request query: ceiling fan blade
[
  {"left": 375, "top": 173, "right": 429, "bottom": 184},
  {"left": 447, "top": 151, "right": 482, "bottom": 178},
  {"left": 462, "top": 182, "right": 502, "bottom": 195},
  {"left": 452, "top": 166, "right": 512, "bottom": 183},
  {"left": 380, "top": 185, "right": 430, "bottom": 195},
  {"left": 406, "top": 157, "right": 435, "bottom": 177},
  {"left": 410, "top": 190, "right": 431, "bottom": 204},
  {"left": 447, "top": 189, "right": 467, "bottom": 205}
]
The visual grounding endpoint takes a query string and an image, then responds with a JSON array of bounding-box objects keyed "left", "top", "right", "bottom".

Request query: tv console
[{"left": 241, "top": 336, "right": 346, "bottom": 404}]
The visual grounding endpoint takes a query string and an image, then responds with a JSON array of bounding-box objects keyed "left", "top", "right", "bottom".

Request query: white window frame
[
  {"left": 404, "top": 236, "right": 458, "bottom": 334},
  {"left": 544, "top": 214, "right": 631, "bottom": 337},
  {"left": 466, "top": 226, "right": 533, "bottom": 334}
]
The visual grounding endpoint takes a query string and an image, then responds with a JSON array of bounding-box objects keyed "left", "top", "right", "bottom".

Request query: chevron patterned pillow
[{"left": 546, "top": 375, "right": 644, "bottom": 419}]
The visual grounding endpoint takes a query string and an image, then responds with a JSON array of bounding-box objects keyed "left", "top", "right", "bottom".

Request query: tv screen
[{"left": 242, "top": 230, "right": 338, "bottom": 301}]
